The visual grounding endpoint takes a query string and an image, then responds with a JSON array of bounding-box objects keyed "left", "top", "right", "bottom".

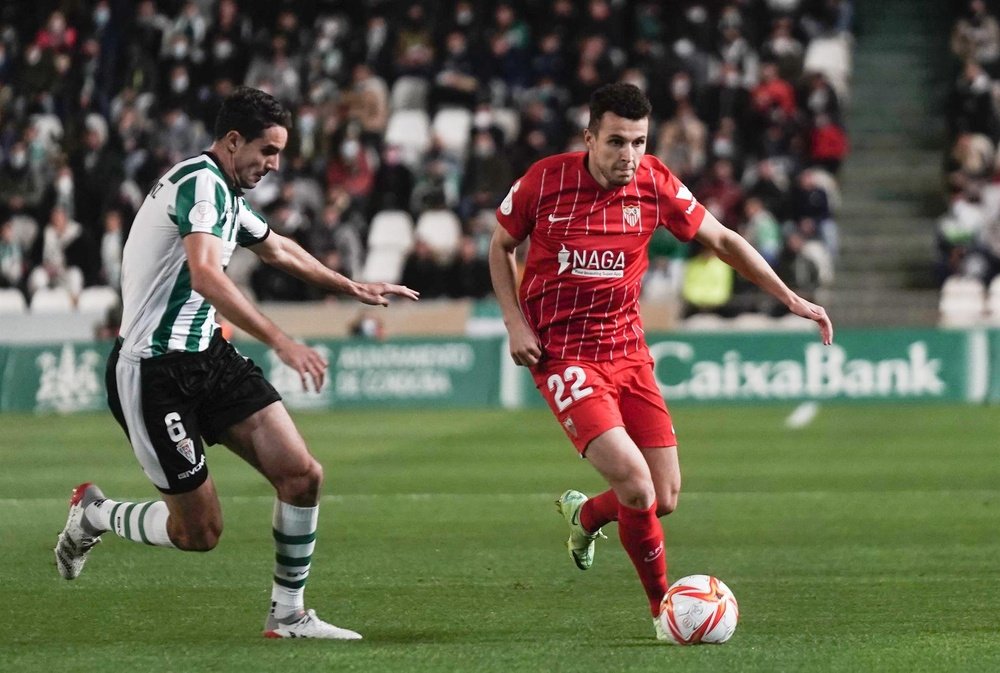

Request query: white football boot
[
  {"left": 263, "top": 607, "right": 363, "bottom": 640},
  {"left": 54, "top": 482, "right": 106, "bottom": 580}
]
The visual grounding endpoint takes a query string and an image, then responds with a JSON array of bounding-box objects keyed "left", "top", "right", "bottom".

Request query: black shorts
[{"left": 106, "top": 331, "right": 282, "bottom": 494}]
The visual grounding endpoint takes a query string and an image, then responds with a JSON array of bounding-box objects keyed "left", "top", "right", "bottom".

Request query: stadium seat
[
  {"left": 30, "top": 286, "right": 74, "bottom": 314},
  {"left": 9, "top": 214, "right": 39, "bottom": 249},
  {"left": 730, "top": 313, "right": 777, "bottom": 330},
  {"left": 367, "top": 210, "right": 415, "bottom": 252},
  {"left": 938, "top": 276, "right": 986, "bottom": 327},
  {"left": 432, "top": 107, "right": 472, "bottom": 158},
  {"left": 415, "top": 209, "right": 463, "bottom": 262},
  {"left": 384, "top": 110, "right": 431, "bottom": 168},
  {"left": 491, "top": 107, "right": 521, "bottom": 145},
  {"left": 774, "top": 312, "right": 817, "bottom": 331},
  {"left": 360, "top": 247, "right": 408, "bottom": 284},
  {"left": 987, "top": 276, "right": 1000, "bottom": 325},
  {"left": 389, "top": 76, "right": 430, "bottom": 112},
  {"left": 681, "top": 313, "right": 731, "bottom": 330},
  {"left": 77, "top": 285, "right": 119, "bottom": 314},
  {"left": 804, "top": 35, "right": 852, "bottom": 103},
  {"left": 0, "top": 288, "right": 27, "bottom": 315}
]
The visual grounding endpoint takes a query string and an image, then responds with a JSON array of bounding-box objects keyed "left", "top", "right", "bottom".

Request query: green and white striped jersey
[{"left": 119, "top": 152, "right": 269, "bottom": 359}]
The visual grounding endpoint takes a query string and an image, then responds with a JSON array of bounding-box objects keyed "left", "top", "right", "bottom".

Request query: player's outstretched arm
[
  {"left": 488, "top": 225, "right": 541, "bottom": 366},
  {"left": 249, "top": 231, "right": 419, "bottom": 305},
  {"left": 693, "top": 212, "right": 833, "bottom": 345},
  {"left": 184, "top": 232, "right": 328, "bottom": 390}
]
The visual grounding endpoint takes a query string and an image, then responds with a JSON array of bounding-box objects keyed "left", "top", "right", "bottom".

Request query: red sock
[
  {"left": 618, "top": 501, "right": 668, "bottom": 617},
  {"left": 579, "top": 489, "right": 619, "bottom": 533}
]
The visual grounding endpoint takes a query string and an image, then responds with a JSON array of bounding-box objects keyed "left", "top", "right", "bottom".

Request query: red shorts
[{"left": 531, "top": 350, "right": 677, "bottom": 454}]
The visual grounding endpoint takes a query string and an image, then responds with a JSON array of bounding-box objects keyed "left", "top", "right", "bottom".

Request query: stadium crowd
[
  {"left": 0, "top": 0, "right": 852, "bottom": 320},
  {"left": 939, "top": 0, "right": 1000, "bottom": 291}
]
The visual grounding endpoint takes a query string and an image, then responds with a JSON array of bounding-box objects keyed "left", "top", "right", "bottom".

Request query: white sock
[
  {"left": 270, "top": 500, "right": 318, "bottom": 620},
  {"left": 86, "top": 499, "right": 176, "bottom": 548}
]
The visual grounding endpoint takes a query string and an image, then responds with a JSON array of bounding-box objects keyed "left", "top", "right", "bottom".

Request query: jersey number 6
[{"left": 547, "top": 366, "right": 595, "bottom": 412}]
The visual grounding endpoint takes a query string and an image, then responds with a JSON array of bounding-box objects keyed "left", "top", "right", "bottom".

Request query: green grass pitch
[{"left": 2, "top": 404, "right": 998, "bottom": 672}]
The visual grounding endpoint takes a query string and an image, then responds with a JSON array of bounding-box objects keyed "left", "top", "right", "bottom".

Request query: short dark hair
[
  {"left": 587, "top": 83, "right": 652, "bottom": 135},
  {"left": 214, "top": 86, "right": 291, "bottom": 141}
]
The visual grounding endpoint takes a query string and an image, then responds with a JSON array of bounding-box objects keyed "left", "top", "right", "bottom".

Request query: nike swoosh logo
[
  {"left": 571, "top": 509, "right": 581, "bottom": 526},
  {"left": 548, "top": 213, "right": 572, "bottom": 223}
]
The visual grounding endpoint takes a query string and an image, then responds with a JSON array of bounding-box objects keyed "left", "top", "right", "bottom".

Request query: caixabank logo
[{"left": 649, "top": 340, "right": 947, "bottom": 400}]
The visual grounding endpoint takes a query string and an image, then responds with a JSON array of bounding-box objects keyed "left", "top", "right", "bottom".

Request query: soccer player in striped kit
[
  {"left": 489, "top": 83, "right": 833, "bottom": 640},
  {"left": 54, "top": 87, "right": 419, "bottom": 639}
]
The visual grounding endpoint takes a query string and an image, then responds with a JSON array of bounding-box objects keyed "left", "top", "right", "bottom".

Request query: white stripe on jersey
[
  {"left": 119, "top": 155, "right": 269, "bottom": 359},
  {"left": 633, "top": 180, "right": 643, "bottom": 235},
  {"left": 547, "top": 280, "right": 563, "bottom": 353},
  {"left": 565, "top": 169, "right": 581, "bottom": 236},
  {"left": 587, "top": 190, "right": 599, "bottom": 235},
  {"left": 589, "top": 288, "right": 604, "bottom": 361},
  {"left": 603, "top": 287, "right": 616, "bottom": 361},
  {"left": 536, "top": 168, "right": 548, "bottom": 228},
  {"left": 649, "top": 166, "right": 661, "bottom": 229},
  {"left": 560, "top": 285, "right": 581, "bottom": 360}
]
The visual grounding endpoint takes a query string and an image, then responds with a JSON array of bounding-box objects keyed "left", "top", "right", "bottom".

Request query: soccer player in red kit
[{"left": 489, "top": 83, "right": 833, "bottom": 640}]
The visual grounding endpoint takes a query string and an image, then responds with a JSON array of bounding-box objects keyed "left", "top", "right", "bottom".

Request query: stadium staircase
[{"left": 828, "top": 0, "right": 951, "bottom": 327}]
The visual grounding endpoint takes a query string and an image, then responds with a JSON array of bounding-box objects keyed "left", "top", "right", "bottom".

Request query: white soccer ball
[{"left": 658, "top": 574, "right": 739, "bottom": 645}]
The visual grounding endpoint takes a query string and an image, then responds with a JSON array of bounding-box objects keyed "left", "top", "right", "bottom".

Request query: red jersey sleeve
[
  {"left": 496, "top": 168, "right": 541, "bottom": 242},
  {"left": 650, "top": 158, "right": 705, "bottom": 242}
]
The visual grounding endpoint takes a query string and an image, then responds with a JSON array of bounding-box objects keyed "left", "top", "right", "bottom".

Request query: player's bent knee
[
  {"left": 656, "top": 494, "right": 679, "bottom": 517},
  {"left": 615, "top": 480, "right": 657, "bottom": 511},
  {"left": 275, "top": 458, "right": 324, "bottom": 504},
  {"left": 170, "top": 520, "right": 223, "bottom": 552}
]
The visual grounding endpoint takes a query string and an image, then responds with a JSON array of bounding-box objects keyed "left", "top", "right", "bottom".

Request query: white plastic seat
[
  {"left": 77, "top": 285, "right": 119, "bottom": 314},
  {"left": 0, "top": 288, "right": 27, "bottom": 314},
  {"left": 939, "top": 276, "right": 986, "bottom": 327},
  {"left": 389, "top": 76, "right": 429, "bottom": 112},
  {"left": 384, "top": 110, "right": 432, "bottom": 168},
  {"left": 414, "top": 209, "right": 463, "bottom": 262},
  {"left": 360, "top": 248, "right": 408, "bottom": 284},
  {"left": 774, "top": 312, "right": 816, "bottom": 331},
  {"left": 432, "top": 107, "right": 472, "bottom": 158},
  {"left": 367, "top": 210, "right": 415, "bottom": 252},
  {"left": 681, "top": 313, "right": 730, "bottom": 331},
  {"left": 730, "top": 312, "right": 776, "bottom": 330},
  {"left": 986, "top": 275, "right": 1000, "bottom": 325},
  {"left": 30, "top": 286, "right": 74, "bottom": 314},
  {"left": 491, "top": 107, "right": 521, "bottom": 145}
]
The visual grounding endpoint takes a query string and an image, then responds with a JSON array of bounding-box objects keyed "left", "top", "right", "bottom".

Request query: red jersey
[{"left": 496, "top": 151, "right": 705, "bottom": 362}]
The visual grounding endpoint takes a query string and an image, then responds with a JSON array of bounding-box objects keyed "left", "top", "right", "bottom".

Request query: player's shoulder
[
  {"left": 161, "top": 154, "right": 228, "bottom": 189},
  {"left": 639, "top": 154, "right": 676, "bottom": 181},
  {"left": 521, "top": 151, "right": 585, "bottom": 183}
]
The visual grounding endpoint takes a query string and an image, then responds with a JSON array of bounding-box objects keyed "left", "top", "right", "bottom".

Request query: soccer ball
[{"left": 658, "top": 575, "right": 739, "bottom": 645}]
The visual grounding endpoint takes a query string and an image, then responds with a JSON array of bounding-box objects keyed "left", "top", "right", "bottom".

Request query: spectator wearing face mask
[
  {"left": 460, "top": 130, "right": 514, "bottom": 219},
  {"left": 0, "top": 142, "right": 46, "bottom": 220},
  {"left": 27, "top": 205, "right": 96, "bottom": 301},
  {"left": 326, "top": 135, "right": 376, "bottom": 214},
  {"left": 952, "top": 0, "right": 1000, "bottom": 75},
  {"left": 70, "top": 113, "right": 124, "bottom": 238},
  {"left": 949, "top": 59, "right": 999, "bottom": 141},
  {"left": 368, "top": 145, "right": 415, "bottom": 218},
  {"left": 0, "top": 218, "right": 26, "bottom": 292}
]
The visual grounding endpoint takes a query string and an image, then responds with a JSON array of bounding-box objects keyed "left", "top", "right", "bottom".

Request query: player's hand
[
  {"left": 787, "top": 295, "right": 833, "bottom": 345},
  {"left": 508, "top": 320, "right": 542, "bottom": 367},
  {"left": 274, "top": 337, "right": 329, "bottom": 391},
  {"left": 353, "top": 282, "right": 420, "bottom": 306}
]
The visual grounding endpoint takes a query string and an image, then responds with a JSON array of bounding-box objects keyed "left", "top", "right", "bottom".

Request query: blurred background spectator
[
  {"left": 0, "top": 0, "right": 852, "bottom": 316},
  {"left": 940, "top": 0, "right": 1000, "bottom": 289}
]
